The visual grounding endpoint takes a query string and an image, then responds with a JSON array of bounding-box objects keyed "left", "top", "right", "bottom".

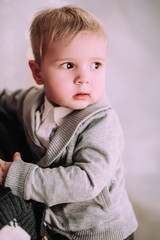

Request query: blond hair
[{"left": 30, "top": 5, "right": 107, "bottom": 64}]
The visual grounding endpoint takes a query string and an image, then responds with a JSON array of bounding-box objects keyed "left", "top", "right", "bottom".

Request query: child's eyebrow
[
  {"left": 52, "top": 57, "right": 105, "bottom": 62},
  {"left": 90, "top": 57, "right": 105, "bottom": 62},
  {"left": 53, "top": 58, "right": 77, "bottom": 62}
]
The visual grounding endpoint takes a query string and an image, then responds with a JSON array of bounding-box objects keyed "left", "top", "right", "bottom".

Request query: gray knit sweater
[{"left": 0, "top": 87, "right": 137, "bottom": 240}]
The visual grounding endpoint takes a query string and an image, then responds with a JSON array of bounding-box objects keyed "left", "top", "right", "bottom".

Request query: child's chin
[{"left": 72, "top": 103, "right": 90, "bottom": 110}]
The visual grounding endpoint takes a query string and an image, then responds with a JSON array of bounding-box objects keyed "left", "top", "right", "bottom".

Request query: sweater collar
[
  {"left": 38, "top": 93, "right": 111, "bottom": 167},
  {"left": 23, "top": 88, "right": 110, "bottom": 166}
]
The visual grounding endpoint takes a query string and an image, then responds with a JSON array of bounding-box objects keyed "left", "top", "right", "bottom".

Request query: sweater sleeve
[{"left": 5, "top": 110, "right": 124, "bottom": 207}]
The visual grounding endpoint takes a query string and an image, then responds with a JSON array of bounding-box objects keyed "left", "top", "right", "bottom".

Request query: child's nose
[{"left": 74, "top": 71, "right": 90, "bottom": 85}]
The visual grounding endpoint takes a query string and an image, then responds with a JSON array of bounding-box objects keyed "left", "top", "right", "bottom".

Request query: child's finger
[{"left": 13, "top": 152, "right": 21, "bottom": 161}]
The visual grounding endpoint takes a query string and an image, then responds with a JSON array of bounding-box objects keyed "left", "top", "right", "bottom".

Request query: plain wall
[{"left": 0, "top": 0, "right": 160, "bottom": 239}]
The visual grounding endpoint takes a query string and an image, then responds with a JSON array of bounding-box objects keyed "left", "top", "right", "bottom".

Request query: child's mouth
[{"left": 73, "top": 93, "right": 89, "bottom": 100}]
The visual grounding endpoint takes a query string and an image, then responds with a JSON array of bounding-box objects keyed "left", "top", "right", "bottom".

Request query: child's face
[{"left": 31, "top": 33, "right": 107, "bottom": 109}]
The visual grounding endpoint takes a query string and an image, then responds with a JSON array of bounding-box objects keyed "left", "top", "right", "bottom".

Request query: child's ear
[{"left": 28, "top": 60, "right": 43, "bottom": 85}]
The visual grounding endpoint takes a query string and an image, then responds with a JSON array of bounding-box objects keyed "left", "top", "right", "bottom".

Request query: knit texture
[{"left": 0, "top": 186, "right": 37, "bottom": 240}]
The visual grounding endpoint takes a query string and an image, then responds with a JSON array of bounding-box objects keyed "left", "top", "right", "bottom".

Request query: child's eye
[
  {"left": 91, "top": 62, "right": 101, "bottom": 69},
  {"left": 61, "top": 62, "right": 74, "bottom": 69}
]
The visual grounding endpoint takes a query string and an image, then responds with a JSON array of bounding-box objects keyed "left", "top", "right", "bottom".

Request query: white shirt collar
[{"left": 42, "top": 97, "right": 73, "bottom": 126}]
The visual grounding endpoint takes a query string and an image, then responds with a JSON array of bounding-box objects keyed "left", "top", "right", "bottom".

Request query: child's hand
[
  {"left": 0, "top": 152, "right": 21, "bottom": 185},
  {"left": 0, "top": 159, "right": 12, "bottom": 185},
  {"left": 13, "top": 152, "right": 21, "bottom": 161}
]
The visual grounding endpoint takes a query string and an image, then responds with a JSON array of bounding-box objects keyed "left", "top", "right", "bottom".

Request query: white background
[{"left": 0, "top": 0, "right": 160, "bottom": 239}]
